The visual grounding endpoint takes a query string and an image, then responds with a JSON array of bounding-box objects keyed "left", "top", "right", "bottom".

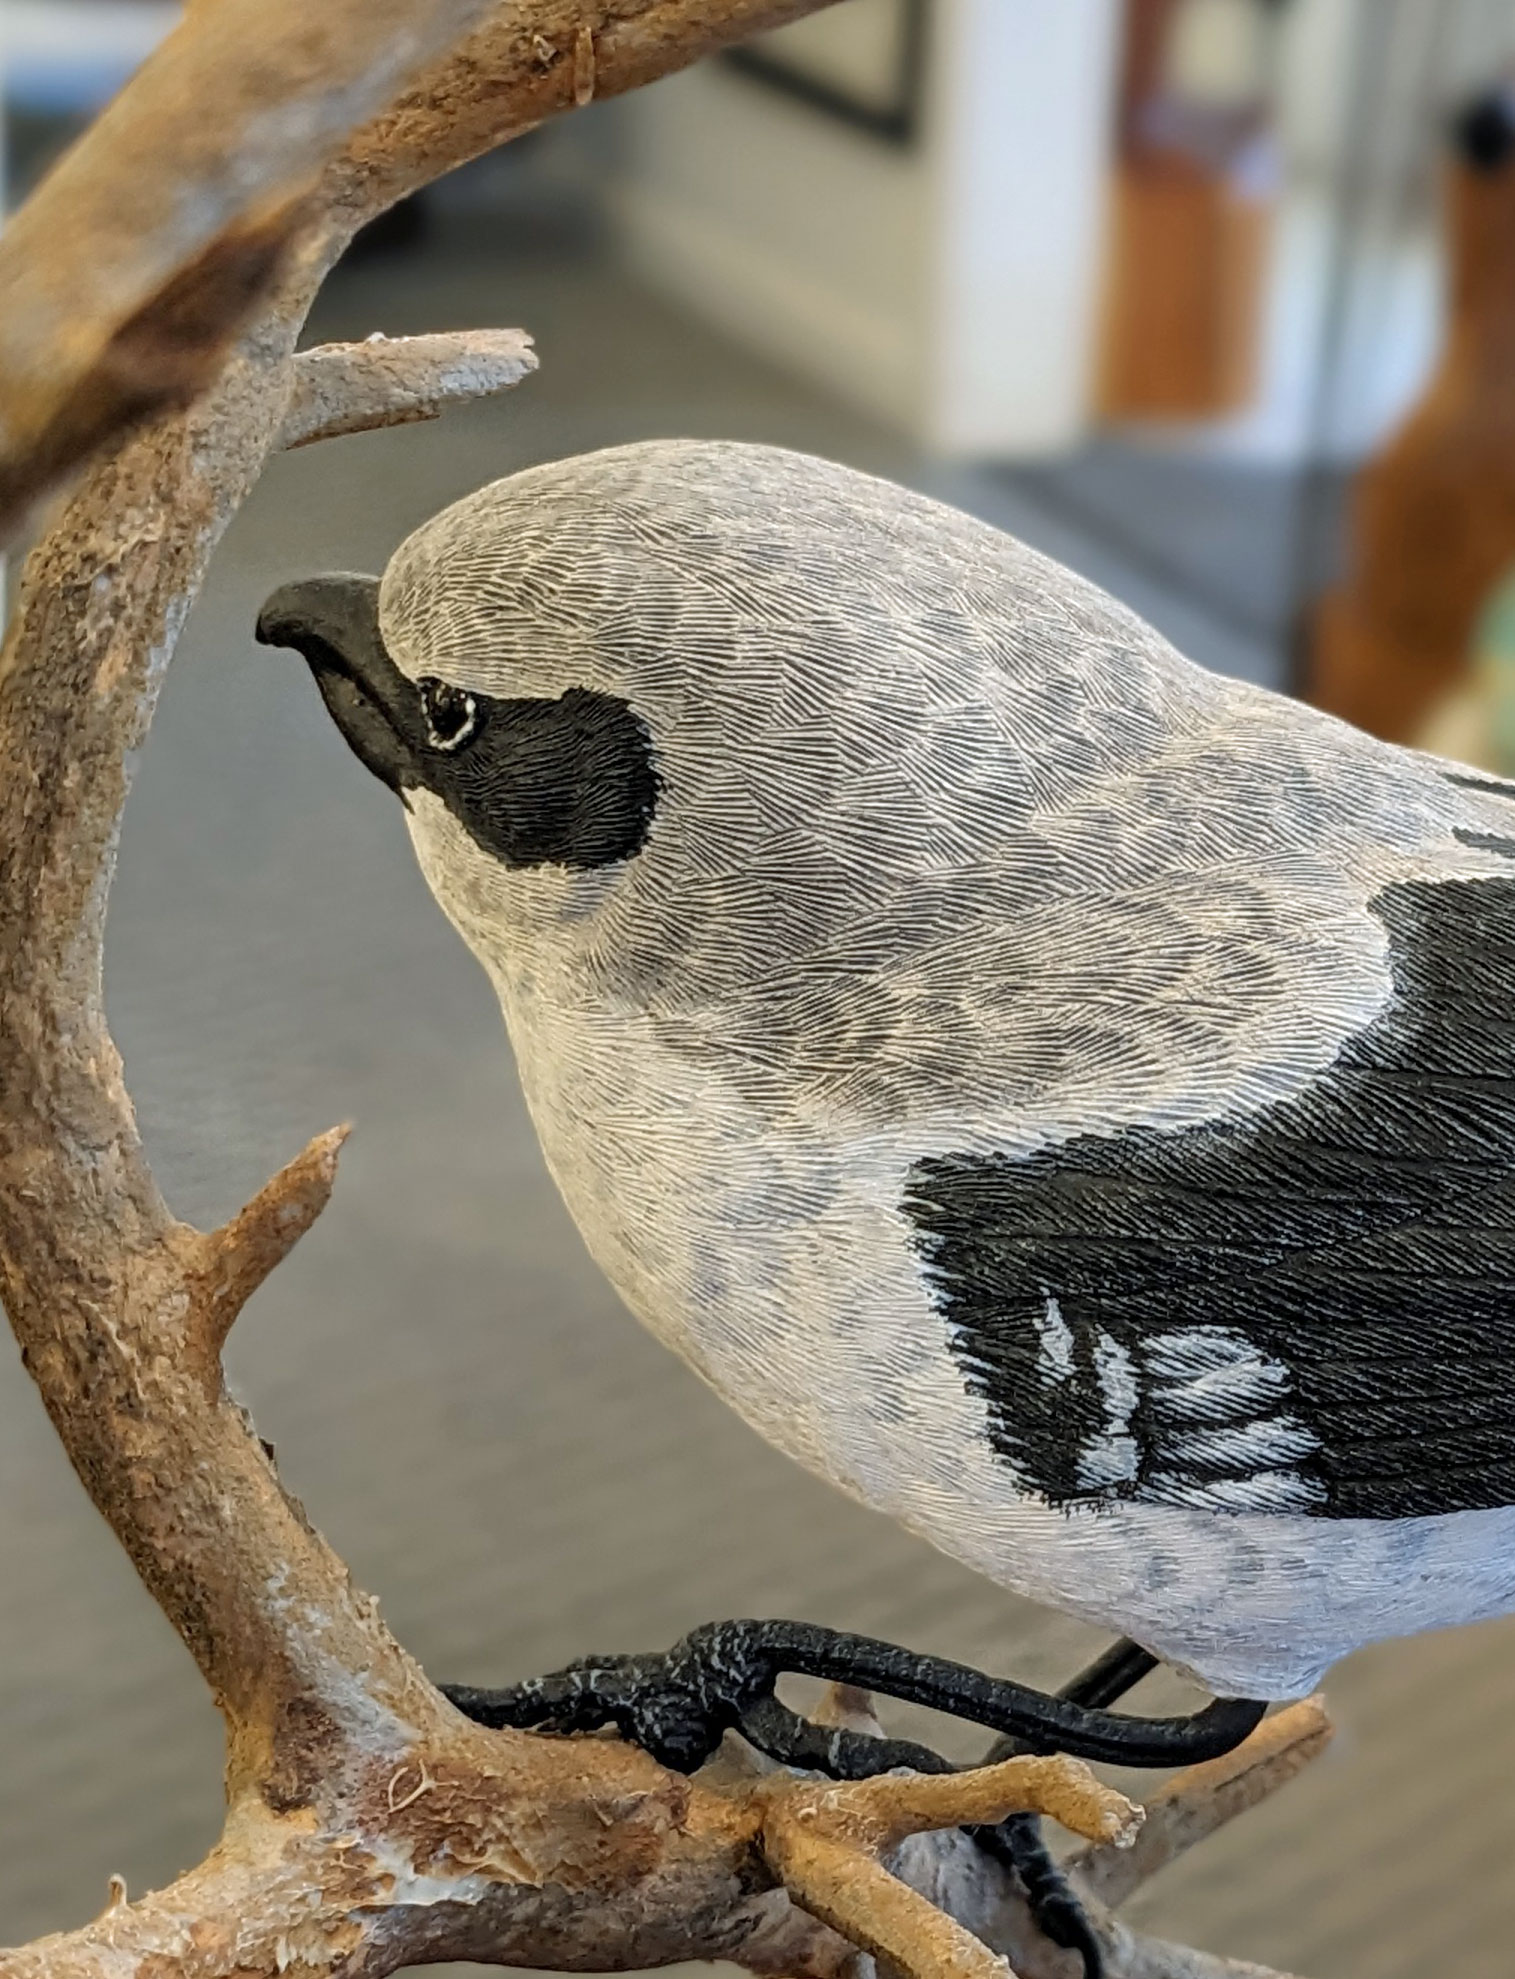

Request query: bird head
[
  {"left": 254, "top": 438, "right": 1140, "bottom": 1016},
  {"left": 255, "top": 547, "right": 665, "bottom": 970}
]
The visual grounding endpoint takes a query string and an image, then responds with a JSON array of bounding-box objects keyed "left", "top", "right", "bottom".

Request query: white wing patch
[
  {"left": 1141, "top": 1325, "right": 1325, "bottom": 1513},
  {"left": 1031, "top": 1290, "right": 1075, "bottom": 1380},
  {"left": 1021, "top": 1313, "right": 1325, "bottom": 1512},
  {"left": 1078, "top": 1328, "right": 1141, "bottom": 1491}
]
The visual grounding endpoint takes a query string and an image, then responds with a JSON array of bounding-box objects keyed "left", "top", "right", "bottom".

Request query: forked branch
[
  {"left": 0, "top": 0, "right": 825, "bottom": 538},
  {"left": 696, "top": 1679, "right": 1331, "bottom": 1979},
  {"left": 0, "top": 0, "right": 516, "bottom": 539},
  {"left": 764, "top": 1756, "right": 1138, "bottom": 1979},
  {"left": 874, "top": 1699, "right": 1331, "bottom": 1979},
  {"left": 1069, "top": 1697, "right": 1333, "bottom": 1912}
]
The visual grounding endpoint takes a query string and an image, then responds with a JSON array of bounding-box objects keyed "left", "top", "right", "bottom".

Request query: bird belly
[{"left": 502, "top": 994, "right": 1515, "bottom": 1701}]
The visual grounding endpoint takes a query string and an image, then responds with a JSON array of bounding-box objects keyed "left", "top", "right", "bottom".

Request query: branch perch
[
  {"left": 0, "top": 5, "right": 1337, "bottom": 1978},
  {"left": 1069, "top": 1697, "right": 1333, "bottom": 1912},
  {"left": 860, "top": 1700, "right": 1332, "bottom": 1979},
  {"left": 762, "top": 1758, "right": 1138, "bottom": 1979}
]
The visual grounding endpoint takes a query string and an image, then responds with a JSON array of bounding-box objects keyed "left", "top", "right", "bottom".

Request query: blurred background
[{"left": 5, "top": 1, "right": 1515, "bottom": 1974}]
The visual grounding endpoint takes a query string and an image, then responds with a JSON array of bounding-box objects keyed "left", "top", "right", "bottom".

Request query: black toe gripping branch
[
  {"left": 975, "top": 1638, "right": 1166, "bottom": 1979},
  {"left": 721, "top": 1637, "right": 1176, "bottom": 1979},
  {"left": 442, "top": 1617, "right": 1265, "bottom": 1773},
  {"left": 443, "top": 1622, "right": 1266, "bottom": 1979}
]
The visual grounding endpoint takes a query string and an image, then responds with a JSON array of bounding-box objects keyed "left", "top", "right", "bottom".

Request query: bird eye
[{"left": 418, "top": 676, "right": 479, "bottom": 752}]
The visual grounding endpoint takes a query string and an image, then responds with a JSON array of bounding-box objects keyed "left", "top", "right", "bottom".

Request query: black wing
[{"left": 904, "top": 874, "right": 1515, "bottom": 1521}]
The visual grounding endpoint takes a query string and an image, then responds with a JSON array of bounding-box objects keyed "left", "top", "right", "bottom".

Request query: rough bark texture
[
  {"left": 0, "top": 6, "right": 1331, "bottom": 1977},
  {"left": 859, "top": 1703, "right": 1330, "bottom": 1979},
  {"left": 278, "top": 330, "right": 538, "bottom": 448},
  {"left": 1069, "top": 1700, "right": 1333, "bottom": 1915},
  {"left": 0, "top": 0, "right": 523, "bottom": 539},
  {"left": 0, "top": 0, "right": 827, "bottom": 539}
]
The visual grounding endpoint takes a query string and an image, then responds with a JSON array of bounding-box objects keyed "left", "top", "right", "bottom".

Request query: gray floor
[
  {"left": 1005, "top": 445, "right": 1349, "bottom": 659},
  {"left": 2, "top": 215, "right": 1514, "bottom": 1979}
]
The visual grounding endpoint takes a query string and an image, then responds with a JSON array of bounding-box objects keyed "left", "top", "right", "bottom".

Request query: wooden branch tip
[
  {"left": 1071, "top": 1698, "right": 1334, "bottom": 1912},
  {"left": 278, "top": 327, "right": 539, "bottom": 449},
  {"left": 756, "top": 1754, "right": 1139, "bottom": 1979},
  {"left": 807, "top": 1750, "right": 1142, "bottom": 1854},
  {"left": 193, "top": 1124, "right": 350, "bottom": 1354},
  {"left": 782, "top": 1840, "right": 1013, "bottom": 1979}
]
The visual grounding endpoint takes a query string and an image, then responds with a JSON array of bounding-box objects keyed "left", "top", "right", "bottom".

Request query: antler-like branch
[
  {"left": 1068, "top": 1697, "right": 1333, "bottom": 1911},
  {"left": 901, "top": 1709, "right": 1328, "bottom": 1979},
  {"left": 0, "top": 0, "right": 825, "bottom": 538},
  {"left": 0, "top": 1736, "right": 1143, "bottom": 1979},
  {"left": 0, "top": 0, "right": 843, "bottom": 1697},
  {"left": 0, "top": 0, "right": 512, "bottom": 539},
  {"left": 763, "top": 1758, "right": 1138, "bottom": 1979},
  {"left": 0, "top": 0, "right": 847, "bottom": 1731}
]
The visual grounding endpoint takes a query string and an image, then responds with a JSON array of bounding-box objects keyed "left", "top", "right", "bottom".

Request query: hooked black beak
[{"left": 255, "top": 573, "right": 420, "bottom": 798}]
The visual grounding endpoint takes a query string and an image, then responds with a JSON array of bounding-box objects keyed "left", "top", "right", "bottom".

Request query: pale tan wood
[
  {"left": 277, "top": 329, "right": 538, "bottom": 449},
  {"left": 0, "top": 0, "right": 514, "bottom": 541}
]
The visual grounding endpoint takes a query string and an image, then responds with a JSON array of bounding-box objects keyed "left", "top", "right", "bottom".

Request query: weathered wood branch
[
  {"left": 0, "top": 1737, "right": 1140, "bottom": 1979},
  {"left": 0, "top": 0, "right": 827, "bottom": 538},
  {"left": 278, "top": 330, "right": 538, "bottom": 449},
  {"left": 0, "top": 0, "right": 846, "bottom": 1752},
  {"left": 0, "top": 0, "right": 512, "bottom": 539},
  {"left": 766, "top": 1758, "right": 1139, "bottom": 1979},
  {"left": 859, "top": 1698, "right": 1332, "bottom": 1979},
  {"left": 189, "top": 1125, "right": 351, "bottom": 1364}
]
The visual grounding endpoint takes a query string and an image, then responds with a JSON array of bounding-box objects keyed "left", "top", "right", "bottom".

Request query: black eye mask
[{"left": 255, "top": 574, "right": 661, "bottom": 871}]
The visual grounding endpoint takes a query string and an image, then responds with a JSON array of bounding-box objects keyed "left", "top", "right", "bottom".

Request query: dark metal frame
[{"left": 722, "top": 0, "right": 928, "bottom": 148}]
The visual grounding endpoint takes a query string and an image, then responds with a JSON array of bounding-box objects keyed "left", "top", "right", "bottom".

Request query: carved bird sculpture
[{"left": 258, "top": 441, "right": 1515, "bottom": 1869}]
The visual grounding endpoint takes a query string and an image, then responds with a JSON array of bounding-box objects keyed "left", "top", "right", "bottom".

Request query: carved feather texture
[{"left": 362, "top": 440, "right": 1515, "bottom": 1697}]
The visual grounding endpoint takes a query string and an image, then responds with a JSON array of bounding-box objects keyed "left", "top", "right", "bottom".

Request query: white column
[
  {"left": 923, "top": 0, "right": 1121, "bottom": 455},
  {"left": 605, "top": 0, "right": 1122, "bottom": 458}
]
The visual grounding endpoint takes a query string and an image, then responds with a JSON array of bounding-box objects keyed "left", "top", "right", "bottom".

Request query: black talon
[
  {"left": 737, "top": 1689, "right": 957, "bottom": 1780},
  {"left": 979, "top": 1816, "right": 1105, "bottom": 1979},
  {"left": 731, "top": 1691, "right": 1112, "bottom": 1979},
  {"left": 443, "top": 1641, "right": 762, "bottom": 1771},
  {"left": 731, "top": 1638, "right": 1166, "bottom": 1979}
]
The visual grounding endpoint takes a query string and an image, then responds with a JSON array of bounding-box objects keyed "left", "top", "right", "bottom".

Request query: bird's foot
[
  {"left": 968, "top": 1637, "right": 1172, "bottom": 1979},
  {"left": 980, "top": 1813, "right": 1106, "bottom": 1979},
  {"left": 446, "top": 1626, "right": 1264, "bottom": 1979},
  {"left": 446, "top": 1628, "right": 1264, "bottom": 1979},
  {"left": 442, "top": 1617, "right": 1263, "bottom": 1771},
  {"left": 442, "top": 1631, "right": 763, "bottom": 1773}
]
